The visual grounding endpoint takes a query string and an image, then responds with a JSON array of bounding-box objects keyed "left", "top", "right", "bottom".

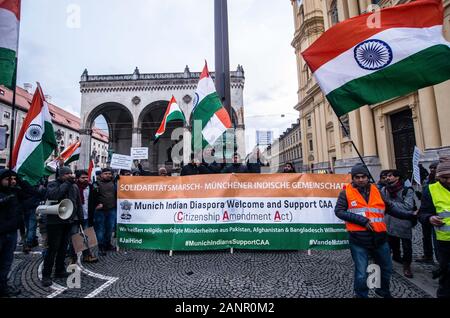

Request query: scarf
[
  {"left": 77, "top": 181, "right": 88, "bottom": 205},
  {"left": 386, "top": 180, "right": 404, "bottom": 198}
]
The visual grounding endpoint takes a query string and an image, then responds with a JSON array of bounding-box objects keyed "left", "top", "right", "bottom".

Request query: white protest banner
[
  {"left": 110, "top": 154, "right": 133, "bottom": 170},
  {"left": 131, "top": 147, "right": 148, "bottom": 160},
  {"left": 117, "top": 173, "right": 351, "bottom": 251},
  {"left": 412, "top": 146, "right": 422, "bottom": 185}
]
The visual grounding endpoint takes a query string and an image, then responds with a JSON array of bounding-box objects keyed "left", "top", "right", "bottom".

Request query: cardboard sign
[
  {"left": 72, "top": 227, "right": 98, "bottom": 254},
  {"left": 131, "top": 147, "right": 149, "bottom": 160},
  {"left": 110, "top": 154, "right": 133, "bottom": 170}
]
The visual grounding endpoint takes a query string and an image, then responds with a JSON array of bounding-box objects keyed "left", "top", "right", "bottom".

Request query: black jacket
[
  {"left": 221, "top": 163, "right": 248, "bottom": 174},
  {"left": 181, "top": 163, "right": 200, "bottom": 176},
  {"left": 334, "top": 183, "right": 415, "bottom": 249},
  {"left": 46, "top": 179, "right": 83, "bottom": 225},
  {"left": 77, "top": 183, "right": 96, "bottom": 226},
  {"left": 418, "top": 185, "right": 437, "bottom": 226},
  {"left": 0, "top": 189, "right": 21, "bottom": 235},
  {"left": 0, "top": 171, "right": 33, "bottom": 234}
]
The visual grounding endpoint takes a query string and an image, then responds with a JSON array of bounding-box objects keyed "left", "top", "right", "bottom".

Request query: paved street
[{"left": 8, "top": 226, "right": 438, "bottom": 298}]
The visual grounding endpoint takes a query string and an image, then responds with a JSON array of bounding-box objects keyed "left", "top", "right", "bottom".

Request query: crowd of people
[{"left": 0, "top": 154, "right": 449, "bottom": 298}]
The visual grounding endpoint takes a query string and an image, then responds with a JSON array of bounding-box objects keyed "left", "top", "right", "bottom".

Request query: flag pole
[
  {"left": 8, "top": 57, "right": 18, "bottom": 170},
  {"left": 337, "top": 115, "right": 376, "bottom": 184}
]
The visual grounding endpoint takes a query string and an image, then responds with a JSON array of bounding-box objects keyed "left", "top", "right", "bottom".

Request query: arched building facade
[{"left": 79, "top": 66, "right": 245, "bottom": 173}]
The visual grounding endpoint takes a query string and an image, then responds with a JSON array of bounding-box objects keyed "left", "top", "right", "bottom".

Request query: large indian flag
[
  {"left": 154, "top": 95, "right": 185, "bottom": 140},
  {"left": 191, "top": 61, "right": 232, "bottom": 149},
  {"left": 0, "top": 0, "right": 20, "bottom": 89},
  {"left": 11, "top": 84, "right": 57, "bottom": 185},
  {"left": 302, "top": 0, "right": 450, "bottom": 117}
]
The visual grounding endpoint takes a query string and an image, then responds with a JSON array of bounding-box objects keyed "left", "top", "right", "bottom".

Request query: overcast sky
[{"left": 16, "top": 0, "right": 299, "bottom": 152}]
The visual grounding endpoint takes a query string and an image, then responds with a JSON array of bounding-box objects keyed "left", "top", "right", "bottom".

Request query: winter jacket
[
  {"left": 334, "top": 182, "right": 416, "bottom": 249},
  {"left": 381, "top": 185, "right": 416, "bottom": 239}
]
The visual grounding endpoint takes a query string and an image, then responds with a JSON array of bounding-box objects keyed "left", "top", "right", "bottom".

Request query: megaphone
[{"left": 36, "top": 199, "right": 74, "bottom": 220}]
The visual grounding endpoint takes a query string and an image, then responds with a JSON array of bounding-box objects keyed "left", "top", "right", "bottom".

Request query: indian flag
[
  {"left": 45, "top": 141, "right": 81, "bottom": 174},
  {"left": 11, "top": 84, "right": 57, "bottom": 185},
  {"left": 302, "top": 0, "right": 450, "bottom": 117},
  {"left": 154, "top": 95, "right": 185, "bottom": 140},
  {"left": 191, "top": 61, "right": 232, "bottom": 149},
  {"left": 0, "top": 0, "right": 20, "bottom": 89}
]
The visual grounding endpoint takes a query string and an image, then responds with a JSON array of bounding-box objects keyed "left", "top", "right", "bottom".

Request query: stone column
[
  {"left": 318, "top": 103, "right": 328, "bottom": 164},
  {"left": 418, "top": 87, "right": 441, "bottom": 149},
  {"left": 332, "top": 114, "right": 342, "bottom": 159},
  {"left": 434, "top": 81, "right": 450, "bottom": 147},
  {"left": 313, "top": 108, "right": 323, "bottom": 163},
  {"left": 349, "top": 110, "right": 363, "bottom": 156},
  {"left": 347, "top": 0, "right": 359, "bottom": 18},
  {"left": 79, "top": 128, "right": 92, "bottom": 169},
  {"left": 360, "top": 106, "right": 377, "bottom": 156},
  {"left": 337, "top": 0, "right": 348, "bottom": 22},
  {"left": 320, "top": 0, "right": 330, "bottom": 30},
  {"left": 132, "top": 127, "right": 142, "bottom": 148}
]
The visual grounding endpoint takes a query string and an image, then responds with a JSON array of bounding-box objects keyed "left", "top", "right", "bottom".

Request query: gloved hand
[{"left": 0, "top": 194, "right": 15, "bottom": 204}]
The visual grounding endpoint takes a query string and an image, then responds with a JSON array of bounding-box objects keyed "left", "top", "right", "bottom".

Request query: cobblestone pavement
[{"left": 6, "top": 226, "right": 438, "bottom": 298}]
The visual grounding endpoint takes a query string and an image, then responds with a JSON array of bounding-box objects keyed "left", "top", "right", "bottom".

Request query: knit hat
[
  {"left": 351, "top": 163, "right": 369, "bottom": 178},
  {"left": 436, "top": 156, "right": 450, "bottom": 177},
  {"left": 58, "top": 166, "right": 73, "bottom": 176}
]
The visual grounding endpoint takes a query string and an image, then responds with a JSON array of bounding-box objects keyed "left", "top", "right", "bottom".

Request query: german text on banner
[{"left": 117, "top": 174, "right": 351, "bottom": 251}]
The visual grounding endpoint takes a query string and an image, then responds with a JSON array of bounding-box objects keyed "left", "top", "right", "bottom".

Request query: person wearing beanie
[
  {"left": 335, "top": 163, "right": 416, "bottom": 298},
  {"left": 41, "top": 166, "right": 83, "bottom": 287},
  {"left": 419, "top": 156, "right": 450, "bottom": 298}
]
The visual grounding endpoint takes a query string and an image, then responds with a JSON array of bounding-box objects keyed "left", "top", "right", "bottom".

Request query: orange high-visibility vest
[{"left": 345, "top": 184, "right": 387, "bottom": 232}]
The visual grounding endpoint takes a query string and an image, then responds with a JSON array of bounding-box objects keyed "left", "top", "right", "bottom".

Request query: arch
[
  {"left": 85, "top": 102, "right": 134, "bottom": 160},
  {"left": 85, "top": 102, "right": 134, "bottom": 129},
  {"left": 139, "top": 100, "right": 185, "bottom": 173}
]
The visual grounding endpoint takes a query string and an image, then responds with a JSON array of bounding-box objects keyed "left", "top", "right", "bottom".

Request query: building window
[
  {"left": 307, "top": 117, "right": 312, "bottom": 127},
  {"left": 340, "top": 114, "right": 350, "bottom": 138},
  {"left": 309, "top": 139, "right": 314, "bottom": 152},
  {"left": 330, "top": 0, "right": 339, "bottom": 25}
]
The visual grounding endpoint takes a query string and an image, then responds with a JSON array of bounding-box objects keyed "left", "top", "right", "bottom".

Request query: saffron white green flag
[
  {"left": 302, "top": 0, "right": 450, "bottom": 117},
  {"left": 0, "top": 0, "right": 20, "bottom": 89},
  {"left": 191, "top": 61, "right": 232, "bottom": 149},
  {"left": 154, "top": 95, "right": 185, "bottom": 140},
  {"left": 45, "top": 141, "right": 81, "bottom": 174},
  {"left": 11, "top": 84, "right": 57, "bottom": 185}
]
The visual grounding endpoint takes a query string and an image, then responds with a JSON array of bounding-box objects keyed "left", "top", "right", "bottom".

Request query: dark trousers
[
  {"left": 0, "top": 231, "right": 17, "bottom": 291},
  {"left": 436, "top": 240, "right": 450, "bottom": 298},
  {"left": 349, "top": 241, "right": 392, "bottom": 298},
  {"left": 42, "top": 223, "right": 72, "bottom": 278},
  {"left": 422, "top": 222, "right": 437, "bottom": 260},
  {"left": 388, "top": 235, "right": 412, "bottom": 266}
]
